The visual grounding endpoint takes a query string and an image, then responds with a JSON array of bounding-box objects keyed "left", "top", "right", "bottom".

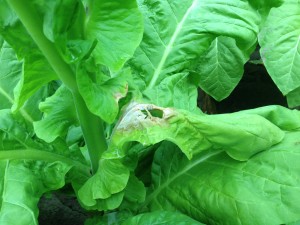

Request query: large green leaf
[
  {"left": 85, "top": 210, "right": 204, "bottom": 225},
  {"left": 122, "top": 211, "right": 205, "bottom": 225},
  {"left": 146, "top": 134, "right": 300, "bottom": 225},
  {"left": 33, "top": 85, "right": 78, "bottom": 143},
  {"left": 107, "top": 102, "right": 284, "bottom": 160},
  {"left": 0, "top": 160, "right": 71, "bottom": 225},
  {"left": 259, "top": 1, "right": 300, "bottom": 96},
  {"left": 196, "top": 36, "right": 250, "bottom": 101},
  {"left": 130, "top": 0, "right": 265, "bottom": 109},
  {"left": 137, "top": 0, "right": 260, "bottom": 85},
  {"left": 85, "top": 0, "right": 143, "bottom": 71}
]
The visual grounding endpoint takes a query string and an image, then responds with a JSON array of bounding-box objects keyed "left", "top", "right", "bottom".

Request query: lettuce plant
[{"left": 0, "top": 0, "right": 300, "bottom": 224}]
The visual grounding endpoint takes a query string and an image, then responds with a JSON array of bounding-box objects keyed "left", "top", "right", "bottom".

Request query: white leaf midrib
[{"left": 146, "top": 0, "right": 198, "bottom": 89}]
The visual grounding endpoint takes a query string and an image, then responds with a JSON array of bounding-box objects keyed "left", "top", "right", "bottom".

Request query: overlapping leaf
[
  {"left": 0, "top": 1, "right": 57, "bottom": 112},
  {"left": 146, "top": 134, "right": 300, "bottom": 225},
  {"left": 78, "top": 158, "right": 130, "bottom": 210},
  {"left": 0, "top": 42, "right": 22, "bottom": 109},
  {"left": 259, "top": 1, "right": 300, "bottom": 97},
  {"left": 121, "top": 211, "right": 205, "bottom": 225},
  {"left": 85, "top": 0, "right": 143, "bottom": 71},
  {"left": 0, "top": 160, "right": 71, "bottom": 225},
  {"left": 196, "top": 36, "right": 250, "bottom": 101},
  {"left": 77, "top": 64, "right": 130, "bottom": 124},
  {"left": 130, "top": 0, "right": 266, "bottom": 107},
  {"left": 33, "top": 85, "right": 78, "bottom": 143},
  {"left": 12, "top": 50, "right": 57, "bottom": 112},
  {"left": 142, "top": 73, "right": 199, "bottom": 112}
]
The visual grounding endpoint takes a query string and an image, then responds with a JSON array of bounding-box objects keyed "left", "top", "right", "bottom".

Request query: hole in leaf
[{"left": 141, "top": 109, "right": 163, "bottom": 119}]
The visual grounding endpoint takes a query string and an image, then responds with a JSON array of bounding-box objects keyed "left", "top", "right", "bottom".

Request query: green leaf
[
  {"left": 133, "top": 0, "right": 263, "bottom": 88},
  {"left": 130, "top": 0, "right": 267, "bottom": 109},
  {"left": 33, "top": 85, "right": 78, "bottom": 143},
  {"left": 248, "top": 0, "right": 283, "bottom": 19},
  {"left": 0, "top": 160, "right": 71, "bottom": 225},
  {"left": 120, "top": 175, "right": 146, "bottom": 212},
  {"left": 0, "top": 0, "right": 36, "bottom": 58},
  {"left": 143, "top": 73, "right": 199, "bottom": 112},
  {"left": 43, "top": 0, "right": 84, "bottom": 40},
  {"left": 288, "top": 220, "right": 300, "bottom": 225},
  {"left": 287, "top": 86, "right": 300, "bottom": 108},
  {"left": 85, "top": 0, "right": 143, "bottom": 71},
  {"left": 259, "top": 1, "right": 300, "bottom": 95},
  {"left": 122, "top": 211, "right": 205, "bottom": 225},
  {"left": 196, "top": 36, "right": 250, "bottom": 101},
  {"left": 43, "top": 0, "right": 95, "bottom": 63},
  {"left": 107, "top": 103, "right": 284, "bottom": 161},
  {"left": 0, "top": 110, "right": 43, "bottom": 150},
  {"left": 0, "top": 1, "right": 57, "bottom": 112},
  {"left": 0, "top": 42, "right": 47, "bottom": 125},
  {"left": 78, "top": 158, "right": 130, "bottom": 210},
  {"left": 146, "top": 133, "right": 300, "bottom": 225},
  {"left": 0, "top": 42, "right": 22, "bottom": 109},
  {"left": 0, "top": 109, "right": 88, "bottom": 168},
  {"left": 84, "top": 211, "right": 133, "bottom": 225},
  {"left": 12, "top": 49, "right": 57, "bottom": 112},
  {"left": 234, "top": 105, "right": 300, "bottom": 131},
  {"left": 77, "top": 63, "right": 130, "bottom": 124}
]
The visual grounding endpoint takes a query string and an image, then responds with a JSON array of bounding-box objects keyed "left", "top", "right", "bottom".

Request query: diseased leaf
[
  {"left": 259, "top": 1, "right": 300, "bottom": 95},
  {"left": 77, "top": 63, "right": 130, "bottom": 124},
  {"left": 0, "top": 160, "right": 71, "bottom": 225},
  {"left": 196, "top": 36, "right": 250, "bottom": 101},
  {"left": 122, "top": 211, "right": 205, "bottom": 225},
  {"left": 33, "top": 85, "right": 78, "bottom": 143},
  {"left": 146, "top": 134, "right": 300, "bottom": 225},
  {"left": 107, "top": 102, "right": 284, "bottom": 160},
  {"left": 85, "top": 0, "right": 143, "bottom": 71}
]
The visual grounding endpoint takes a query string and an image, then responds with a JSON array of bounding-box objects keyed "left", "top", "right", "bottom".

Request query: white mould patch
[{"left": 115, "top": 102, "right": 174, "bottom": 131}]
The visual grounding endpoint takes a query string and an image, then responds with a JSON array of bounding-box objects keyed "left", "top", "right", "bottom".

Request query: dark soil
[{"left": 38, "top": 192, "right": 88, "bottom": 225}]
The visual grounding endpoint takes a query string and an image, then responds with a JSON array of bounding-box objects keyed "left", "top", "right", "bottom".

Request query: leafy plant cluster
[{"left": 0, "top": 0, "right": 300, "bottom": 224}]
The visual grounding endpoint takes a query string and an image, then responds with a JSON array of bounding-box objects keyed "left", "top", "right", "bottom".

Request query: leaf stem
[
  {"left": 0, "top": 149, "right": 90, "bottom": 176},
  {"left": 6, "top": 0, "right": 107, "bottom": 172}
]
